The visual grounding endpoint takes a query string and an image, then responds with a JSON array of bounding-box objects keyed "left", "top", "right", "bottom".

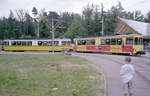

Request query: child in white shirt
[{"left": 120, "top": 56, "right": 135, "bottom": 96}]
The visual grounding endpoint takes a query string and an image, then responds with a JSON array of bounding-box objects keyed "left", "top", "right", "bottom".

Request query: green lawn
[{"left": 0, "top": 54, "right": 104, "bottom": 96}]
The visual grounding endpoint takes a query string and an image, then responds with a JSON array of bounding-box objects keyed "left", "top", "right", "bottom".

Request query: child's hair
[{"left": 125, "top": 56, "right": 131, "bottom": 62}]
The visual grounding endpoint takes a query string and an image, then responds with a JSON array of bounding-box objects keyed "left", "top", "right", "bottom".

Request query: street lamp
[{"left": 32, "top": 7, "right": 40, "bottom": 38}]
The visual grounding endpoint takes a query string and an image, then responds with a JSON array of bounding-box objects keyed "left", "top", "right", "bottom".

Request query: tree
[
  {"left": 104, "top": 1, "right": 124, "bottom": 35},
  {"left": 24, "top": 12, "right": 35, "bottom": 37},
  {"left": 7, "top": 10, "right": 16, "bottom": 39},
  {"left": 82, "top": 4, "right": 94, "bottom": 36},
  {"left": 91, "top": 5, "right": 101, "bottom": 36},
  {"left": 39, "top": 16, "right": 51, "bottom": 38},
  {"left": 16, "top": 9, "right": 27, "bottom": 38},
  {"left": 144, "top": 11, "right": 150, "bottom": 23},
  {"left": 64, "top": 16, "right": 85, "bottom": 39}
]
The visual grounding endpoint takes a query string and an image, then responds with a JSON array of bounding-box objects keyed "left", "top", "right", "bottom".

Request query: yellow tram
[
  {"left": 73, "top": 34, "right": 145, "bottom": 55},
  {"left": 3, "top": 39, "right": 72, "bottom": 51}
]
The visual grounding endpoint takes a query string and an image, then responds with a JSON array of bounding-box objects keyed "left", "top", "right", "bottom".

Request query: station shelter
[{"left": 114, "top": 18, "right": 150, "bottom": 47}]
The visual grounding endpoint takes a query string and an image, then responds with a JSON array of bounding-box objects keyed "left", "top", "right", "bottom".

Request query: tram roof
[{"left": 4, "top": 38, "right": 71, "bottom": 41}]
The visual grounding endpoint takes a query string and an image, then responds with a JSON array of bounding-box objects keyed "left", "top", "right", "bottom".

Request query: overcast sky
[{"left": 0, "top": 0, "right": 150, "bottom": 18}]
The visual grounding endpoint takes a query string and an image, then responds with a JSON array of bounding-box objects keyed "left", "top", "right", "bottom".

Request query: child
[{"left": 120, "top": 56, "right": 135, "bottom": 96}]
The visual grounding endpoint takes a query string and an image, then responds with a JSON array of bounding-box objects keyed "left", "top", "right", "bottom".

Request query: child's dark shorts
[{"left": 123, "top": 80, "right": 133, "bottom": 94}]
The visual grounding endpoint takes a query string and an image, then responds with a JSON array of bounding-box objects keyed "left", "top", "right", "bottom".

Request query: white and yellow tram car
[{"left": 3, "top": 39, "right": 72, "bottom": 51}]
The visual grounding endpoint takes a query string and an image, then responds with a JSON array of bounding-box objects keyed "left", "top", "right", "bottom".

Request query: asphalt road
[
  {"left": 75, "top": 53, "right": 150, "bottom": 96},
  {"left": 1, "top": 51, "right": 150, "bottom": 96}
]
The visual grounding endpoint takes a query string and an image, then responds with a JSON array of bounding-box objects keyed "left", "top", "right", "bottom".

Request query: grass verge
[{"left": 0, "top": 54, "right": 104, "bottom": 96}]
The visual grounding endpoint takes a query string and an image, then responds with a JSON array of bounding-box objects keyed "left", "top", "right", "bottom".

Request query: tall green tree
[
  {"left": 104, "top": 1, "right": 124, "bottom": 35},
  {"left": 144, "top": 11, "right": 150, "bottom": 23},
  {"left": 64, "top": 16, "right": 86, "bottom": 39},
  {"left": 82, "top": 4, "right": 94, "bottom": 36},
  {"left": 39, "top": 16, "right": 51, "bottom": 38}
]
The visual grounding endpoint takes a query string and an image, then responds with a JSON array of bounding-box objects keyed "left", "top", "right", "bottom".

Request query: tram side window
[
  {"left": 106, "top": 39, "right": 110, "bottom": 45},
  {"left": 38, "top": 41, "right": 43, "bottom": 46},
  {"left": 139, "top": 38, "right": 143, "bottom": 45},
  {"left": 22, "top": 41, "right": 26, "bottom": 46},
  {"left": 86, "top": 40, "right": 90, "bottom": 45},
  {"left": 54, "top": 41, "right": 59, "bottom": 46},
  {"left": 91, "top": 40, "right": 95, "bottom": 45},
  {"left": 28, "top": 41, "right": 32, "bottom": 46},
  {"left": 111, "top": 39, "right": 116, "bottom": 45},
  {"left": 62, "top": 41, "right": 67, "bottom": 46},
  {"left": 67, "top": 41, "right": 71, "bottom": 46},
  {"left": 4, "top": 42, "right": 9, "bottom": 46},
  {"left": 43, "top": 41, "right": 48, "bottom": 46},
  {"left": 48, "top": 41, "right": 52, "bottom": 46},
  {"left": 126, "top": 38, "right": 133, "bottom": 45},
  {"left": 78, "top": 40, "right": 82, "bottom": 45},
  {"left": 11, "top": 41, "right": 17, "bottom": 46},
  {"left": 117, "top": 38, "right": 122, "bottom": 45},
  {"left": 134, "top": 37, "right": 138, "bottom": 45},
  {"left": 101, "top": 39, "right": 105, "bottom": 45},
  {"left": 17, "top": 41, "right": 21, "bottom": 46},
  {"left": 82, "top": 40, "right": 86, "bottom": 45}
]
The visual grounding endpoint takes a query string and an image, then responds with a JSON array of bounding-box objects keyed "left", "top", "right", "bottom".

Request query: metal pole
[
  {"left": 52, "top": 18, "right": 55, "bottom": 54},
  {"left": 37, "top": 23, "right": 39, "bottom": 38},
  {"left": 101, "top": 3, "right": 104, "bottom": 36},
  {"left": 102, "top": 16, "right": 104, "bottom": 36}
]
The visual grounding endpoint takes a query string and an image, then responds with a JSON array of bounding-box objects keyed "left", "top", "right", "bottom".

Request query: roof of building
[{"left": 119, "top": 18, "right": 150, "bottom": 36}]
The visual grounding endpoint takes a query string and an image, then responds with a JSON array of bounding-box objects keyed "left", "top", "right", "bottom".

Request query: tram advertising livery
[{"left": 74, "top": 34, "right": 145, "bottom": 55}]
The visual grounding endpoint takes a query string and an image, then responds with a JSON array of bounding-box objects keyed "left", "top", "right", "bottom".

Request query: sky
[{"left": 0, "top": 0, "right": 150, "bottom": 18}]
